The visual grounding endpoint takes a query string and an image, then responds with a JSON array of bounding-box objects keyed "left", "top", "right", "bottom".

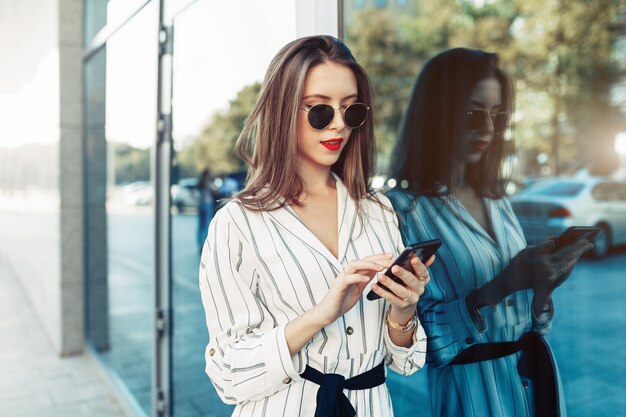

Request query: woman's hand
[
  {"left": 370, "top": 255, "right": 434, "bottom": 325},
  {"left": 476, "top": 238, "right": 593, "bottom": 307},
  {"left": 314, "top": 253, "right": 393, "bottom": 326},
  {"left": 539, "top": 238, "right": 593, "bottom": 292}
]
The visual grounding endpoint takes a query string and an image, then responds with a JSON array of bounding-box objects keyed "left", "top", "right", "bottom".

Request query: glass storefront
[
  {"left": 169, "top": 2, "right": 295, "bottom": 416},
  {"left": 85, "top": 1, "right": 158, "bottom": 415},
  {"left": 83, "top": 0, "right": 298, "bottom": 416},
  {"left": 80, "top": 1, "right": 625, "bottom": 416},
  {"left": 340, "top": 1, "right": 626, "bottom": 417}
]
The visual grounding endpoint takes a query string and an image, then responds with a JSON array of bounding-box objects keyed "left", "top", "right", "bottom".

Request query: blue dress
[{"left": 386, "top": 190, "right": 566, "bottom": 417}]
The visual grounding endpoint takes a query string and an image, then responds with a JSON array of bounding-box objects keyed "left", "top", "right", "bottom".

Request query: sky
[{"left": 0, "top": 0, "right": 297, "bottom": 148}]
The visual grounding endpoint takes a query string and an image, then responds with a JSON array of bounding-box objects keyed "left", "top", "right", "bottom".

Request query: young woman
[
  {"left": 387, "top": 48, "right": 592, "bottom": 417},
  {"left": 199, "top": 35, "right": 432, "bottom": 417}
]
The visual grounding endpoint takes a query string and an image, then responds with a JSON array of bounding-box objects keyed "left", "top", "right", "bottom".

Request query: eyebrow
[
  {"left": 302, "top": 93, "right": 358, "bottom": 101},
  {"left": 470, "top": 99, "right": 501, "bottom": 108}
]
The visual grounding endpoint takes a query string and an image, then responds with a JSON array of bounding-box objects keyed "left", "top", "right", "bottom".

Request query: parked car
[
  {"left": 171, "top": 177, "right": 200, "bottom": 212},
  {"left": 510, "top": 177, "right": 626, "bottom": 258}
]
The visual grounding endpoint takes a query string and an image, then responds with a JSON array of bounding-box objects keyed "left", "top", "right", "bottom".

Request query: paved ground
[{"left": 0, "top": 254, "right": 128, "bottom": 417}]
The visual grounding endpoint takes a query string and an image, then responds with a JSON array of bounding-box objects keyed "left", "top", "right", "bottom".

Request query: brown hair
[
  {"left": 389, "top": 48, "right": 515, "bottom": 198},
  {"left": 234, "top": 35, "right": 377, "bottom": 211}
]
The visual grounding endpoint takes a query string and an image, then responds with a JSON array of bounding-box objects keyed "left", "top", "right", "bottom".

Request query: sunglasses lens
[
  {"left": 344, "top": 104, "right": 368, "bottom": 128},
  {"left": 308, "top": 105, "right": 335, "bottom": 130},
  {"left": 468, "top": 110, "right": 509, "bottom": 133},
  {"left": 468, "top": 110, "right": 485, "bottom": 131},
  {"left": 494, "top": 113, "right": 508, "bottom": 133}
]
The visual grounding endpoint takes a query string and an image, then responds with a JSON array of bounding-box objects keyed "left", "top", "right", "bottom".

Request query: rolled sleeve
[
  {"left": 200, "top": 207, "right": 300, "bottom": 404},
  {"left": 531, "top": 297, "right": 554, "bottom": 335},
  {"left": 419, "top": 296, "right": 489, "bottom": 367},
  {"left": 384, "top": 319, "right": 428, "bottom": 375}
]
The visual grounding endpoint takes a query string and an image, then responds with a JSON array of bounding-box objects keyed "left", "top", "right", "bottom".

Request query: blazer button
[
  {"left": 283, "top": 377, "right": 292, "bottom": 384},
  {"left": 346, "top": 326, "right": 354, "bottom": 335},
  {"left": 209, "top": 348, "right": 215, "bottom": 356},
  {"left": 465, "top": 337, "right": 473, "bottom": 344},
  {"left": 522, "top": 380, "right": 529, "bottom": 389},
  {"left": 506, "top": 299, "right": 514, "bottom": 307}
]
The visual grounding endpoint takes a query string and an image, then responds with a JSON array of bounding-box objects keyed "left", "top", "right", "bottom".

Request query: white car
[{"left": 510, "top": 177, "right": 626, "bottom": 258}]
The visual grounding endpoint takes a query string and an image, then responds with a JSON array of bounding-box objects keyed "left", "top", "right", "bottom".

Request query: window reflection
[
  {"left": 85, "top": 2, "right": 158, "bottom": 415},
  {"left": 341, "top": 2, "right": 626, "bottom": 417},
  {"left": 169, "top": 1, "right": 295, "bottom": 416}
]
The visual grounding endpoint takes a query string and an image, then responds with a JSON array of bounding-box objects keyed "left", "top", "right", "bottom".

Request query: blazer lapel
[
  {"left": 265, "top": 202, "right": 343, "bottom": 271},
  {"left": 334, "top": 174, "right": 357, "bottom": 264}
]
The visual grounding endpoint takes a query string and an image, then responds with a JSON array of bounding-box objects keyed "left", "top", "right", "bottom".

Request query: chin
[{"left": 465, "top": 154, "right": 483, "bottom": 165}]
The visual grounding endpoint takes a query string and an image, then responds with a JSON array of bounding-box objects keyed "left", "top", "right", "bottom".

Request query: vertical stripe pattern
[
  {"left": 199, "top": 177, "right": 427, "bottom": 417},
  {"left": 387, "top": 190, "right": 565, "bottom": 417}
]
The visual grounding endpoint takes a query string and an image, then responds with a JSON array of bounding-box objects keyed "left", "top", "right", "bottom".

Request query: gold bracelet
[{"left": 386, "top": 307, "right": 418, "bottom": 336}]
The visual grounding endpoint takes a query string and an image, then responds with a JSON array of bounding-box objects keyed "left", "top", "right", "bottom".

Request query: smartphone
[
  {"left": 553, "top": 226, "right": 600, "bottom": 250},
  {"left": 366, "top": 238, "right": 442, "bottom": 301}
]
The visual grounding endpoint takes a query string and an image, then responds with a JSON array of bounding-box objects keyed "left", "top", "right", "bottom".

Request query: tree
[
  {"left": 179, "top": 82, "right": 261, "bottom": 175},
  {"left": 112, "top": 142, "right": 150, "bottom": 184},
  {"left": 344, "top": 0, "right": 626, "bottom": 176},
  {"left": 345, "top": 10, "right": 422, "bottom": 171}
]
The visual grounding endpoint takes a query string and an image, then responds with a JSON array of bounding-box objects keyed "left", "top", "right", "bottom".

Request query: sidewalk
[{"left": 0, "top": 256, "right": 128, "bottom": 417}]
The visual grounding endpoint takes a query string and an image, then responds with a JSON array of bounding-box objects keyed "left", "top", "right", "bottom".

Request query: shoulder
[
  {"left": 385, "top": 189, "right": 421, "bottom": 212},
  {"left": 489, "top": 196, "right": 515, "bottom": 212},
  {"left": 210, "top": 200, "right": 256, "bottom": 235}
]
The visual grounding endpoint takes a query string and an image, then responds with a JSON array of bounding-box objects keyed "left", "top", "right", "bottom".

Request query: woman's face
[
  {"left": 296, "top": 61, "right": 358, "bottom": 174},
  {"left": 459, "top": 77, "right": 502, "bottom": 165}
]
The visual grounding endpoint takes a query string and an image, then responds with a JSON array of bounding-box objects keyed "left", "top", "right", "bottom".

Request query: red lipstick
[
  {"left": 320, "top": 138, "right": 343, "bottom": 151},
  {"left": 470, "top": 140, "right": 489, "bottom": 152}
]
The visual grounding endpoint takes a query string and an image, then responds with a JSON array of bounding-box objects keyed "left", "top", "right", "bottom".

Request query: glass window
[
  {"left": 84, "top": 2, "right": 158, "bottom": 415},
  {"left": 169, "top": 1, "right": 296, "bottom": 416},
  {"left": 341, "top": 3, "right": 626, "bottom": 417},
  {"left": 525, "top": 181, "right": 586, "bottom": 196},
  {"left": 593, "top": 182, "right": 626, "bottom": 201}
]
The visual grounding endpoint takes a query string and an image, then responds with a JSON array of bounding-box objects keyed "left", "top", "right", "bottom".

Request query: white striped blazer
[{"left": 199, "top": 177, "right": 427, "bottom": 417}]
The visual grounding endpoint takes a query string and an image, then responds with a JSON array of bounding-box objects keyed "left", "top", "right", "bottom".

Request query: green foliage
[
  {"left": 179, "top": 2, "right": 624, "bottom": 177},
  {"left": 346, "top": 10, "right": 422, "bottom": 170},
  {"left": 185, "top": 82, "right": 261, "bottom": 175},
  {"left": 344, "top": 0, "right": 625, "bottom": 175},
  {"left": 112, "top": 142, "right": 150, "bottom": 184}
]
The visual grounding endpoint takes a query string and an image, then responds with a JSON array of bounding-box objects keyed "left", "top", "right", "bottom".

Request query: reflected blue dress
[{"left": 386, "top": 190, "right": 566, "bottom": 417}]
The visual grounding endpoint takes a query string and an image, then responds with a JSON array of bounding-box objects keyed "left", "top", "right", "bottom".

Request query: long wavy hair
[
  {"left": 389, "top": 48, "right": 515, "bottom": 199},
  {"left": 234, "top": 35, "right": 377, "bottom": 211}
]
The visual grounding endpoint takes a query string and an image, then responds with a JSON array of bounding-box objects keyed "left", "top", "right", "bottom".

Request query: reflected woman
[
  {"left": 199, "top": 35, "right": 432, "bottom": 417},
  {"left": 387, "top": 48, "right": 592, "bottom": 417}
]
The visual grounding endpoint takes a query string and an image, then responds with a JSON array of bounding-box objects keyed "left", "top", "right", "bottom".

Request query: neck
[
  {"left": 454, "top": 162, "right": 467, "bottom": 189},
  {"left": 298, "top": 164, "right": 335, "bottom": 198}
]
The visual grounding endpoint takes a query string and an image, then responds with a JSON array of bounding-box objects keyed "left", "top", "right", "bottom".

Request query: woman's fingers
[
  {"left": 410, "top": 256, "right": 431, "bottom": 281},
  {"left": 343, "top": 260, "right": 386, "bottom": 275},
  {"left": 341, "top": 273, "right": 372, "bottom": 285},
  {"left": 423, "top": 254, "right": 436, "bottom": 268},
  {"left": 370, "top": 281, "right": 412, "bottom": 305}
]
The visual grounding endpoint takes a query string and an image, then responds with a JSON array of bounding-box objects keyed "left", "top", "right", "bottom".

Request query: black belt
[
  {"left": 300, "top": 361, "right": 386, "bottom": 417},
  {"left": 451, "top": 332, "right": 560, "bottom": 417},
  {"left": 451, "top": 332, "right": 533, "bottom": 365}
]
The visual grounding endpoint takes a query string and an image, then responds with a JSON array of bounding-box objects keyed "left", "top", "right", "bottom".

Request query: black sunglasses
[
  {"left": 466, "top": 110, "right": 509, "bottom": 134},
  {"left": 300, "top": 103, "right": 369, "bottom": 130}
]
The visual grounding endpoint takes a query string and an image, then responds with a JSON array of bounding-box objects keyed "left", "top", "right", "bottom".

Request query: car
[
  {"left": 171, "top": 177, "right": 200, "bottom": 212},
  {"left": 510, "top": 177, "right": 626, "bottom": 258}
]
